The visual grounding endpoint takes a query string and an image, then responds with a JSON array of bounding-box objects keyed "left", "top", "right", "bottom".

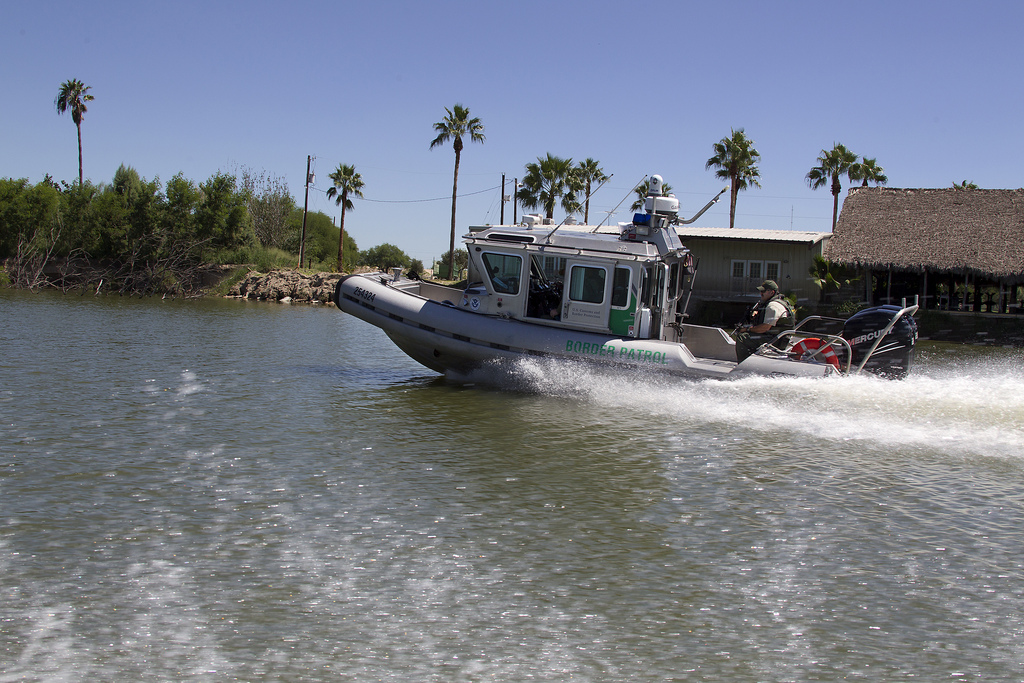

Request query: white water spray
[{"left": 506, "top": 353, "right": 1024, "bottom": 461}]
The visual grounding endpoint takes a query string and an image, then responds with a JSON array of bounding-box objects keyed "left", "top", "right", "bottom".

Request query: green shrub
[
  {"left": 209, "top": 245, "right": 295, "bottom": 272},
  {"left": 836, "top": 299, "right": 866, "bottom": 315}
]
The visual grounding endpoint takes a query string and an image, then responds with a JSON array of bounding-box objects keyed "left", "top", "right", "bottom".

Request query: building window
[{"left": 731, "top": 259, "right": 782, "bottom": 293}]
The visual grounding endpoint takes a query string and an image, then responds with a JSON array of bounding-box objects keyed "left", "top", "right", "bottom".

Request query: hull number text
[{"left": 352, "top": 286, "right": 376, "bottom": 303}]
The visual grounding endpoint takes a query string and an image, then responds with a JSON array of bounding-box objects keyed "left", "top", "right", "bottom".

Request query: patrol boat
[{"left": 334, "top": 176, "right": 918, "bottom": 380}]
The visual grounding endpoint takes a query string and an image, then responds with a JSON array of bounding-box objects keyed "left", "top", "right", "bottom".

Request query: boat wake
[{"left": 494, "top": 353, "right": 1024, "bottom": 461}]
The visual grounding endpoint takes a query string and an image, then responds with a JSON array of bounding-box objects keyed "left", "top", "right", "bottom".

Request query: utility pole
[
  {"left": 500, "top": 173, "right": 506, "bottom": 225},
  {"left": 513, "top": 178, "right": 518, "bottom": 225},
  {"left": 298, "top": 155, "right": 312, "bottom": 269}
]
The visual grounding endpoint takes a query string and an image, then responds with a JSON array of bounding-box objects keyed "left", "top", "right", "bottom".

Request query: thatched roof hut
[{"left": 826, "top": 187, "right": 1024, "bottom": 282}]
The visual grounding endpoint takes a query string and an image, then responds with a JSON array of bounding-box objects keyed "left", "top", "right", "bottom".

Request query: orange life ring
[{"left": 790, "top": 337, "right": 840, "bottom": 370}]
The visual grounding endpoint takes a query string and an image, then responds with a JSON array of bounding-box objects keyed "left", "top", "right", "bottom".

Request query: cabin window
[
  {"left": 482, "top": 252, "right": 522, "bottom": 295},
  {"left": 641, "top": 264, "right": 666, "bottom": 309},
  {"left": 540, "top": 255, "right": 567, "bottom": 281},
  {"left": 568, "top": 265, "right": 606, "bottom": 304},
  {"left": 652, "top": 265, "right": 666, "bottom": 308},
  {"left": 667, "top": 262, "right": 680, "bottom": 300},
  {"left": 611, "top": 267, "right": 631, "bottom": 308},
  {"left": 526, "top": 254, "right": 565, "bottom": 319}
]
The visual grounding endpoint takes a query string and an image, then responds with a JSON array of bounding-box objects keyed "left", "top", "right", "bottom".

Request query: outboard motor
[{"left": 841, "top": 305, "right": 918, "bottom": 379}]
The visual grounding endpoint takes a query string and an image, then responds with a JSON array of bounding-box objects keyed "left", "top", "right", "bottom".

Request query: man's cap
[{"left": 757, "top": 279, "right": 779, "bottom": 292}]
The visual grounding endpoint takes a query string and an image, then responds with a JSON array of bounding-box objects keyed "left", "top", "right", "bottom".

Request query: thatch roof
[{"left": 825, "top": 187, "right": 1024, "bottom": 280}]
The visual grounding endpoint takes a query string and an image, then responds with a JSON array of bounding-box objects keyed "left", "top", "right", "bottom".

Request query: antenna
[
  {"left": 545, "top": 174, "right": 613, "bottom": 241},
  {"left": 677, "top": 187, "right": 728, "bottom": 225},
  {"left": 593, "top": 175, "right": 646, "bottom": 230}
]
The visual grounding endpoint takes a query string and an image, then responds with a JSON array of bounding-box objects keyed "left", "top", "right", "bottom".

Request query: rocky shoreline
[{"left": 228, "top": 269, "right": 345, "bottom": 304}]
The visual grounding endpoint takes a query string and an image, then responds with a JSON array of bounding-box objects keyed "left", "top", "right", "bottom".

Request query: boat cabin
[{"left": 460, "top": 183, "right": 697, "bottom": 343}]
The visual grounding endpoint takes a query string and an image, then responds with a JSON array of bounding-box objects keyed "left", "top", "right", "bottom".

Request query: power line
[
  {"left": 310, "top": 183, "right": 502, "bottom": 204},
  {"left": 667, "top": 189, "right": 836, "bottom": 202}
]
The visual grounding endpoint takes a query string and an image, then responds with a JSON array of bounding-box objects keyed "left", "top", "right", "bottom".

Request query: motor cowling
[{"left": 841, "top": 305, "right": 918, "bottom": 379}]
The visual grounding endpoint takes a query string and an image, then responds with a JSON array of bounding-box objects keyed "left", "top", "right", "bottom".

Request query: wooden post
[{"left": 298, "top": 155, "right": 311, "bottom": 269}]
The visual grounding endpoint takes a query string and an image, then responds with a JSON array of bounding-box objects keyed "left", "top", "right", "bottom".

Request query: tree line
[
  {"left": 0, "top": 165, "right": 423, "bottom": 293},
  {"left": 509, "top": 135, "right": 890, "bottom": 232},
  {"left": 15, "top": 80, "right": 912, "bottom": 295}
]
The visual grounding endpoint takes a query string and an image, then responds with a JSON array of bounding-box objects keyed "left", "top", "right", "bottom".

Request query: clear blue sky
[{"left": 5, "top": 0, "right": 1023, "bottom": 264}]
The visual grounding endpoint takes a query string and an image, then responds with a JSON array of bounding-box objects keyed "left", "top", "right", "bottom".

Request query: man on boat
[{"left": 734, "top": 279, "right": 795, "bottom": 361}]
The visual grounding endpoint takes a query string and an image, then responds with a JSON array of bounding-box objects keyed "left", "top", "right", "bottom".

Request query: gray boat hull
[{"left": 334, "top": 274, "right": 835, "bottom": 380}]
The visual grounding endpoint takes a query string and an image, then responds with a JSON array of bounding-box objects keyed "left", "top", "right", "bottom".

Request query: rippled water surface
[{"left": 2, "top": 289, "right": 1023, "bottom": 681}]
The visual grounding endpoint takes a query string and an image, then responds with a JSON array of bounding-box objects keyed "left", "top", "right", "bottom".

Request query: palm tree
[
  {"left": 808, "top": 255, "right": 859, "bottom": 303},
  {"left": 55, "top": 79, "right": 94, "bottom": 186},
  {"left": 325, "top": 163, "right": 364, "bottom": 272},
  {"left": 630, "top": 178, "right": 673, "bottom": 212},
  {"left": 576, "top": 158, "right": 608, "bottom": 224},
  {"left": 850, "top": 156, "right": 888, "bottom": 187},
  {"left": 430, "top": 104, "right": 485, "bottom": 277},
  {"left": 517, "top": 153, "right": 582, "bottom": 220},
  {"left": 952, "top": 180, "right": 978, "bottom": 190},
  {"left": 806, "top": 143, "right": 859, "bottom": 230},
  {"left": 705, "top": 128, "right": 761, "bottom": 229}
]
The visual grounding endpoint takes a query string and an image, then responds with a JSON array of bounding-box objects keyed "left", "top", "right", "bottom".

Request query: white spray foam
[{"left": 505, "top": 356, "right": 1024, "bottom": 460}]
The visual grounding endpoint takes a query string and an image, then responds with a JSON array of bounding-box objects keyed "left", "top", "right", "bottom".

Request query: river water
[{"left": 2, "top": 289, "right": 1023, "bottom": 681}]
